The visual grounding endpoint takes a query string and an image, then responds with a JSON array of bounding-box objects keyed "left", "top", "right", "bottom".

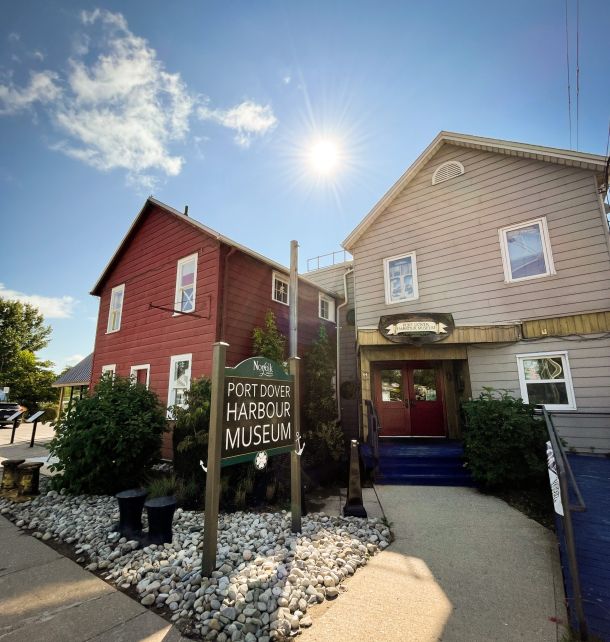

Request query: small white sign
[
  {"left": 546, "top": 441, "right": 564, "bottom": 516},
  {"left": 385, "top": 321, "right": 448, "bottom": 335}
]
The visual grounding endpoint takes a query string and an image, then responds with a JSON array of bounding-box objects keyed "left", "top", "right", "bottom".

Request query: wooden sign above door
[{"left": 378, "top": 313, "right": 455, "bottom": 345}]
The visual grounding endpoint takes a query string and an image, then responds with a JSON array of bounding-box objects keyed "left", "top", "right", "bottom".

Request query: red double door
[{"left": 373, "top": 362, "right": 446, "bottom": 437}]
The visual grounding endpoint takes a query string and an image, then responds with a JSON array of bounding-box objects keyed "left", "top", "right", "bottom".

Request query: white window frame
[
  {"left": 167, "top": 353, "right": 192, "bottom": 414},
  {"left": 101, "top": 364, "right": 116, "bottom": 376},
  {"left": 174, "top": 253, "right": 198, "bottom": 314},
  {"left": 498, "top": 217, "right": 556, "bottom": 283},
  {"left": 130, "top": 364, "right": 150, "bottom": 388},
  {"left": 272, "top": 272, "right": 290, "bottom": 306},
  {"left": 516, "top": 350, "right": 576, "bottom": 411},
  {"left": 106, "top": 284, "right": 125, "bottom": 333},
  {"left": 383, "top": 251, "right": 419, "bottom": 305},
  {"left": 319, "top": 292, "right": 336, "bottom": 322}
]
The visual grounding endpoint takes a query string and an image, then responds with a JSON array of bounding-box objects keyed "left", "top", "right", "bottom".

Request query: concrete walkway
[
  {"left": 0, "top": 515, "right": 188, "bottom": 642},
  {"left": 0, "top": 422, "right": 58, "bottom": 476},
  {"left": 301, "top": 485, "right": 566, "bottom": 642}
]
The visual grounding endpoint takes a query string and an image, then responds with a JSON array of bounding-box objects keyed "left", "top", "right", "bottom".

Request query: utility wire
[
  {"left": 565, "top": 0, "right": 572, "bottom": 149},
  {"left": 576, "top": 0, "right": 580, "bottom": 150}
]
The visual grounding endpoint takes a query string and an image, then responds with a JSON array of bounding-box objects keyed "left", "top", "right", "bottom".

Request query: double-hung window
[
  {"left": 174, "top": 254, "right": 198, "bottom": 314},
  {"left": 499, "top": 217, "right": 555, "bottom": 282},
  {"left": 101, "top": 364, "right": 116, "bottom": 376},
  {"left": 130, "top": 364, "right": 150, "bottom": 388},
  {"left": 167, "top": 354, "right": 192, "bottom": 413},
  {"left": 272, "top": 272, "right": 289, "bottom": 305},
  {"left": 107, "top": 284, "right": 125, "bottom": 333},
  {"left": 319, "top": 293, "right": 336, "bottom": 322},
  {"left": 516, "top": 351, "right": 576, "bottom": 410},
  {"left": 383, "top": 252, "right": 419, "bottom": 304}
]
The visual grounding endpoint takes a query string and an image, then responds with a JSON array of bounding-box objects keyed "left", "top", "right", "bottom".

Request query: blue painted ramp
[{"left": 559, "top": 455, "right": 610, "bottom": 641}]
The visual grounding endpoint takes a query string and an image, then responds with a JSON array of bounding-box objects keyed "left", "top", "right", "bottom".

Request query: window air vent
[{"left": 432, "top": 160, "right": 465, "bottom": 185}]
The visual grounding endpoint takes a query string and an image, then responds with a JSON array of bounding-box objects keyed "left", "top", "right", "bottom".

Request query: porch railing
[
  {"left": 364, "top": 400, "right": 380, "bottom": 463},
  {"left": 541, "top": 408, "right": 588, "bottom": 641}
]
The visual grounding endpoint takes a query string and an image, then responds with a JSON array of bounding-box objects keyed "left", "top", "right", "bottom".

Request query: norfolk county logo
[{"left": 252, "top": 360, "right": 274, "bottom": 377}]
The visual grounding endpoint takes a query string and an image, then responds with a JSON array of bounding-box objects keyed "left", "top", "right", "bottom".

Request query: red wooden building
[{"left": 90, "top": 198, "right": 338, "bottom": 457}]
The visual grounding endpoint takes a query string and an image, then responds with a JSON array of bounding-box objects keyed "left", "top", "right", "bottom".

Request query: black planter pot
[
  {"left": 115, "top": 488, "right": 147, "bottom": 538},
  {"left": 144, "top": 495, "right": 177, "bottom": 545}
]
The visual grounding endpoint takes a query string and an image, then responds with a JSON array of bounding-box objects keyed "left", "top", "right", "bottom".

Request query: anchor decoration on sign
[{"left": 295, "top": 431, "right": 305, "bottom": 456}]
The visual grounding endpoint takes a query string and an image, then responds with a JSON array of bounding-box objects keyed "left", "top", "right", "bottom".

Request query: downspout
[
  {"left": 220, "top": 247, "right": 237, "bottom": 341},
  {"left": 336, "top": 267, "right": 353, "bottom": 422}
]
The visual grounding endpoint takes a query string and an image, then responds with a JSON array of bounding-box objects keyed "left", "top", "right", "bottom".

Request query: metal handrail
[
  {"left": 306, "top": 250, "right": 353, "bottom": 272},
  {"left": 542, "top": 407, "right": 588, "bottom": 641},
  {"left": 364, "top": 400, "right": 380, "bottom": 463}
]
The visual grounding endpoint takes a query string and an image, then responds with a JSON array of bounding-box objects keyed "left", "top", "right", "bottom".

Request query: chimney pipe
[{"left": 184, "top": 205, "right": 189, "bottom": 216}]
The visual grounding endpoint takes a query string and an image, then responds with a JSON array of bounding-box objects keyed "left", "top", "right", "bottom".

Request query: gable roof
[
  {"left": 343, "top": 131, "right": 609, "bottom": 250},
  {"left": 91, "top": 197, "right": 335, "bottom": 297},
  {"left": 53, "top": 353, "right": 93, "bottom": 387}
]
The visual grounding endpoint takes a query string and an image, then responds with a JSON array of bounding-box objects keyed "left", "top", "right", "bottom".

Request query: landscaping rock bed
[{"left": 0, "top": 490, "right": 390, "bottom": 640}]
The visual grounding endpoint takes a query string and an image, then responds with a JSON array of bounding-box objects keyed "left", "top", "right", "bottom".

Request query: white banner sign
[
  {"left": 546, "top": 441, "right": 564, "bottom": 516},
  {"left": 385, "top": 321, "right": 448, "bottom": 335}
]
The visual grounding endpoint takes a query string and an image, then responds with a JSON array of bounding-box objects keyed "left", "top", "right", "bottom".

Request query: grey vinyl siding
[
  {"left": 305, "top": 264, "right": 359, "bottom": 439},
  {"left": 467, "top": 337, "right": 610, "bottom": 452},
  {"left": 352, "top": 144, "right": 610, "bottom": 327}
]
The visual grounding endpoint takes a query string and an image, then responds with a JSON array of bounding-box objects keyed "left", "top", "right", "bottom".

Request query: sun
[{"left": 308, "top": 140, "right": 340, "bottom": 174}]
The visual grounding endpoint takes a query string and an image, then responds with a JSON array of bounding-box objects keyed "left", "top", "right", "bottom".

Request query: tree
[
  {"left": 0, "top": 298, "right": 51, "bottom": 374},
  {"left": 252, "top": 310, "right": 287, "bottom": 364},
  {"left": 0, "top": 297, "right": 55, "bottom": 410},
  {"left": 302, "top": 326, "right": 344, "bottom": 467}
]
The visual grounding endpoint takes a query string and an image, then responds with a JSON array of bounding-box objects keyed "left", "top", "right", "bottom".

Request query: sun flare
[{"left": 309, "top": 140, "right": 340, "bottom": 174}]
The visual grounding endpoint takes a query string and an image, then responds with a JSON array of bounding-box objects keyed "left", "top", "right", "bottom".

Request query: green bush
[
  {"left": 252, "top": 310, "right": 286, "bottom": 365},
  {"left": 49, "top": 374, "right": 166, "bottom": 495},
  {"left": 302, "top": 326, "right": 345, "bottom": 476},
  {"left": 462, "top": 388, "right": 548, "bottom": 489},
  {"left": 171, "top": 377, "right": 212, "bottom": 508}
]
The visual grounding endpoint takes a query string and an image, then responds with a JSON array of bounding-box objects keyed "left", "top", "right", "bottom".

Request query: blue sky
[{"left": 1, "top": 0, "right": 609, "bottom": 371}]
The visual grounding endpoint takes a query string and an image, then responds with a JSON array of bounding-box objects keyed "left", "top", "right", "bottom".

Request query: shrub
[
  {"left": 252, "top": 310, "right": 286, "bottom": 365},
  {"left": 49, "top": 374, "right": 166, "bottom": 495},
  {"left": 461, "top": 388, "right": 548, "bottom": 489},
  {"left": 171, "top": 377, "right": 212, "bottom": 508},
  {"left": 302, "top": 326, "right": 345, "bottom": 476}
]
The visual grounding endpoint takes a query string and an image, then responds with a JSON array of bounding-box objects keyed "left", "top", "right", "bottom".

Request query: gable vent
[{"left": 432, "top": 160, "right": 464, "bottom": 185}]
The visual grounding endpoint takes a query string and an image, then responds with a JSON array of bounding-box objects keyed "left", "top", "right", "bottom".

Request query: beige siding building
[{"left": 309, "top": 132, "right": 610, "bottom": 453}]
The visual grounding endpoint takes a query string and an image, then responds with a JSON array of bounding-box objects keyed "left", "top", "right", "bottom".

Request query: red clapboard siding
[
  {"left": 90, "top": 200, "right": 336, "bottom": 459},
  {"left": 221, "top": 248, "right": 337, "bottom": 367},
  {"left": 91, "top": 206, "right": 221, "bottom": 418}
]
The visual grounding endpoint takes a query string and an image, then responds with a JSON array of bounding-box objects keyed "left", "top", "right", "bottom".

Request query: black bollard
[
  {"left": 343, "top": 439, "right": 367, "bottom": 518},
  {"left": 115, "top": 488, "right": 148, "bottom": 538},
  {"left": 144, "top": 495, "right": 177, "bottom": 545}
]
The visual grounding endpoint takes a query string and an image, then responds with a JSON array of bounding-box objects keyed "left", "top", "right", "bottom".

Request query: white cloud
[
  {"left": 32, "top": 50, "right": 45, "bottom": 62},
  {"left": 49, "top": 9, "right": 193, "bottom": 186},
  {"left": 64, "top": 353, "right": 85, "bottom": 367},
  {"left": 0, "top": 70, "right": 61, "bottom": 115},
  {"left": 198, "top": 100, "right": 277, "bottom": 148},
  {"left": 282, "top": 75, "right": 291, "bottom": 85},
  {"left": 0, "top": 283, "right": 77, "bottom": 319},
  {"left": 8, "top": 32, "right": 20, "bottom": 43}
]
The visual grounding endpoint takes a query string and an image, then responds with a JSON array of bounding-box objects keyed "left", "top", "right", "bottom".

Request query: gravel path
[{"left": 0, "top": 489, "right": 390, "bottom": 641}]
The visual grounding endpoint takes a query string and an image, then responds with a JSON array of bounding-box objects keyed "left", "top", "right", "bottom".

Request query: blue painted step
[{"left": 362, "top": 438, "right": 475, "bottom": 487}]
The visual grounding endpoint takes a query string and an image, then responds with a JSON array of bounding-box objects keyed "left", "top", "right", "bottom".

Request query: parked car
[{"left": 0, "top": 402, "right": 22, "bottom": 428}]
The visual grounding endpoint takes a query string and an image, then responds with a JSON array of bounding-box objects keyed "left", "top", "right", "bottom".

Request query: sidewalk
[
  {"left": 301, "top": 485, "right": 566, "bottom": 642},
  {"left": 0, "top": 515, "right": 189, "bottom": 641},
  {"left": 0, "top": 422, "right": 58, "bottom": 476}
]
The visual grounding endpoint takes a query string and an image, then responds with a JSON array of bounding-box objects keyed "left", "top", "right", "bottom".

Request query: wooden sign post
[{"left": 201, "top": 347, "right": 301, "bottom": 576}]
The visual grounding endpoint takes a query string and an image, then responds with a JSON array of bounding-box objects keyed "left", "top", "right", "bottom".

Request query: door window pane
[
  {"left": 381, "top": 370, "right": 402, "bottom": 402},
  {"left": 412, "top": 368, "right": 437, "bottom": 401}
]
